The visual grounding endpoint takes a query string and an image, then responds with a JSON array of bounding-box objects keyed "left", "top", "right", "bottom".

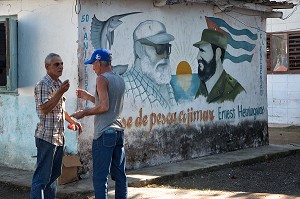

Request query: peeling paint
[
  {"left": 0, "top": 95, "right": 3, "bottom": 133},
  {"left": 78, "top": 139, "right": 93, "bottom": 174},
  {"left": 0, "top": 117, "right": 3, "bottom": 134},
  {"left": 78, "top": 120, "right": 268, "bottom": 172}
]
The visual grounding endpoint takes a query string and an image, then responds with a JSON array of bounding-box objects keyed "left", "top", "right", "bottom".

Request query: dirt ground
[
  {"left": 137, "top": 125, "right": 300, "bottom": 199},
  {"left": 147, "top": 154, "right": 300, "bottom": 198},
  {"left": 268, "top": 125, "right": 300, "bottom": 145}
]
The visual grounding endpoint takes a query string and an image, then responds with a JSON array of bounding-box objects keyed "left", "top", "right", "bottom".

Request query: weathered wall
[
  {"left": 267, "top": 1, "right": 300, "bottom": 125},
  {"left": 78, "top": 0, "right": 268, "bottom": 172},
  {"left": 0, "top": 0, "right": 79, "bottom": 170}
]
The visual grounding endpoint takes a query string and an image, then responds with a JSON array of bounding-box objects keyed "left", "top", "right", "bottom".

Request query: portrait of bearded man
[
  {"left": 122, "top": 20, "right": 176, "bottom": 109},
  {"left": 194, "top": 29, "right": 245, "bottom": 103}
]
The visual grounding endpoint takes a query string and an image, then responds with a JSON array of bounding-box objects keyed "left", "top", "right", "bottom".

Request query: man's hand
[
  {"left": 40, "top": 80, "right": 70, "bottom": 115},
  {"left": 68, "top": 122, "right": 83, "bottom": 134},
  {"left": 59, "top": 80, "right": 70, "bottom": 93},
  {"left": 76, "top": 88, "right": 95, "bottom": 103},
  {"left": 71, "top": 110, "right": 86, "bottom": 120},
  {"left": 76, "top": 89, "right": 89, "bottom": 100},
  {"left": 75, "top": 121, "right": 82, "bottom": 134}
]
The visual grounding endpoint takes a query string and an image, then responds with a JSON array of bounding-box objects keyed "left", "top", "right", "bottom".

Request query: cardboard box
[{"left": 58, "top": 155, "right": 82, "bottom": 185}]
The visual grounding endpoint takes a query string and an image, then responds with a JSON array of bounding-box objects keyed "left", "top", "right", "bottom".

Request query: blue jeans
[
  {"left": 92, "top": 129, "right": 127, "bottom": 199},
  {"left": 30, "top": 138, "right": 63, "bottom": 199}
]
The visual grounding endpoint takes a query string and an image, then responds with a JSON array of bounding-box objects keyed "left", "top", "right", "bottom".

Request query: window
[
  {"left": 0, "top": 17, "right": 18, "bottom": 93},
  {"left": 267, "top": 31, "right": 300, "bottom": 73}
]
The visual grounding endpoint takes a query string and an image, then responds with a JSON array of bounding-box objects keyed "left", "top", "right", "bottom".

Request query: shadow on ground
[
  {"left": 149, "top": 154, "right": 300, "bottom": 197},
  {"left": 146, "top": 125, "right": 300, "bottom": 198}
]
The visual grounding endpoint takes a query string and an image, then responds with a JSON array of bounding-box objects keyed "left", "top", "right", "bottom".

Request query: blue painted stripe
[
  {"left": 227, "top": 33, "right": 256, "bottom": 51},
  {"left": 225, "top": 52, "right": 253, "bottom": 63},
  {"left": 208, "top": 17, "right": 258, "bottom": 40}
]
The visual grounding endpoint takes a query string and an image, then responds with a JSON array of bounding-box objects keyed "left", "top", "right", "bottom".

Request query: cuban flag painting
[{"left": 206, "top": 16, "right": 257, "bottom": 63}]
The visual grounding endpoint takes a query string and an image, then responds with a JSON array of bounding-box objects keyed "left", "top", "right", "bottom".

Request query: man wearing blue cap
[{"left": 71, "top": 48, "right": 127, "bottom": 199}]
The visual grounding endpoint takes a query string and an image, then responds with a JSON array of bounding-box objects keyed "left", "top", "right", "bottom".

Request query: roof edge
[{"left": 154, "top": 0, "right": 295, "bottom": 10}]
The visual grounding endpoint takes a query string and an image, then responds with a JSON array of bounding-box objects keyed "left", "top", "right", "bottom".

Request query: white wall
[
  {"left": 0, "top": 0, "right": 79, "bottom": 170},
  {"left": 267, "top": 1, "right": 300, "bottom": 125},
  {"left": 267, "top": 74, "right": 300, "bottom": 124}
]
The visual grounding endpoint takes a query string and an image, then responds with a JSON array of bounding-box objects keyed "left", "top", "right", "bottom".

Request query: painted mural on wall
[
  {"left": 81, "top": 12, "right": 266, "bottom": 130},
  {"left": 193, "top": 17, "right": 246, "bottom": 103},
  {"left": 90, "top": 14, "right": 176, "bottom": 109},
  {"left": 79, "top": 6, "right": 267, "bottom": 170},
  {"left": 122, "top": 20, "right": 176, "bottom": 109},
  {"left": 86, "top": 12, "right": 263, "bottom": 126},
  {"left": 90, "top": 12, "right": 141, "bottom": 50}
]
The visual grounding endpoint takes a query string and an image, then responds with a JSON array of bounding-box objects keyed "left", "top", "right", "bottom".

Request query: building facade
[{"left": 0, "top": 0, "right": 291, "bottom": 172}]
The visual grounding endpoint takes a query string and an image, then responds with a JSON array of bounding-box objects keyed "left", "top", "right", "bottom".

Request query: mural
[
  {"left": 90, "top": 12, "right": 141, "bottom": 50},
  {"left": 84, "top": 13, "right": 266, "bottom": 134},
  {"left": 88, "top": 13, "right": 261, "bottom": 106},
  {"left": 91, "top": 17, "right": 176, "bottom": 109},
  {"left": 122, "top": 20, "right": 176, "bottom": 109},
  {"left": 207, "top": 17, "right": 257, "bottom": 63},
  {"left": 90, "top": 12, "right": 142, "bottom": 76},
  {"left": 173, "top": 17, "right": 259, "bottom": 104},
  {"left": 78, "top": 4, "right": 267, "bottom": 171},
  {"left": 170, "top": 62, "right": 199, "bottom": 103},
  {"left": 193, "top": 27, "right": 245, "bottom": 103},
  {"left": 193, "top": 16, "right": 259, "bottom": 103}
]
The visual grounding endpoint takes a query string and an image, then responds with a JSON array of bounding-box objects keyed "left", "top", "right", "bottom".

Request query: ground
[
  {"left": 0, "top": 125, "right": 300, "bottom": 199},
  {"left": 268, "top": 125, "right": 300, "bottom": 145}
]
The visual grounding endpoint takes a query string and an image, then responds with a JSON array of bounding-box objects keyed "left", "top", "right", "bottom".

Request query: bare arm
[
  {"left": 71, "top": 76, "right": 109, "bottom": 119},
  {"left": 40, "top": 80, "right": 70, "bottom": 115},
  {"left": 65, "top": 111, "right": 82, "bottom": 134}
]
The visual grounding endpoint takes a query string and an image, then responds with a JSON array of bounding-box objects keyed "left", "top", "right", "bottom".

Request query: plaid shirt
[{"left": 34, "top": 74, "right": 65, "bottom": 146}]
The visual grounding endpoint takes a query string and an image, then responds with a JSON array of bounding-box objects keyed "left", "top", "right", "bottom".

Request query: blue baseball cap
[{"left": 84, "top": 48, "right": 112, "bottom": 65}]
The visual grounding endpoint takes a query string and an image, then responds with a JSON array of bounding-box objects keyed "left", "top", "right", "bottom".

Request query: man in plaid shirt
[{"left": 30, "top": 53, "right": 82, "bottom": 199}]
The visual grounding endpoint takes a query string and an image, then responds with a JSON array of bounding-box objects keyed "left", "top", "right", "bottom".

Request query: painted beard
[
  {"left": 197, "top": 55, "right": 216, "bottom": 82},
  {"left": 141, "top": 57, "right": 171, "bottom": 85}
]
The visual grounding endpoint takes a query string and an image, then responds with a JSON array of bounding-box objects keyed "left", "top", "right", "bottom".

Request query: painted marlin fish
[{"left": 91, "top": 12, "right": 141, "bottom": 50}]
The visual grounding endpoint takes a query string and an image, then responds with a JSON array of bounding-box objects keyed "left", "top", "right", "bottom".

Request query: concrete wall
[
  {"left": 0, "top": 0, "right": 79, "bottom": 170},
  {"left": 0, "top": 0, "right": 269, "bottom": 172},
  {"left": 267, "top": 0, "right": 300, "bottom": 125},
  {"left": 78, "top": 0, "right": 268, "bottom": 172}
]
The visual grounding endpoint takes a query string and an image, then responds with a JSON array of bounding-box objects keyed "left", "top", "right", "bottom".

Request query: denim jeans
[
  {"left": 30, "top": 138, "right": 64, "bottom": 199},
  {"left": 92, "top": 129, "right": 127, "bottom": 199}
]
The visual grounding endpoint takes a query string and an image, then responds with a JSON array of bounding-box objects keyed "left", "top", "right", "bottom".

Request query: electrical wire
[{"left": 281, "top": 3, "right": 299, "bottom": 20}]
